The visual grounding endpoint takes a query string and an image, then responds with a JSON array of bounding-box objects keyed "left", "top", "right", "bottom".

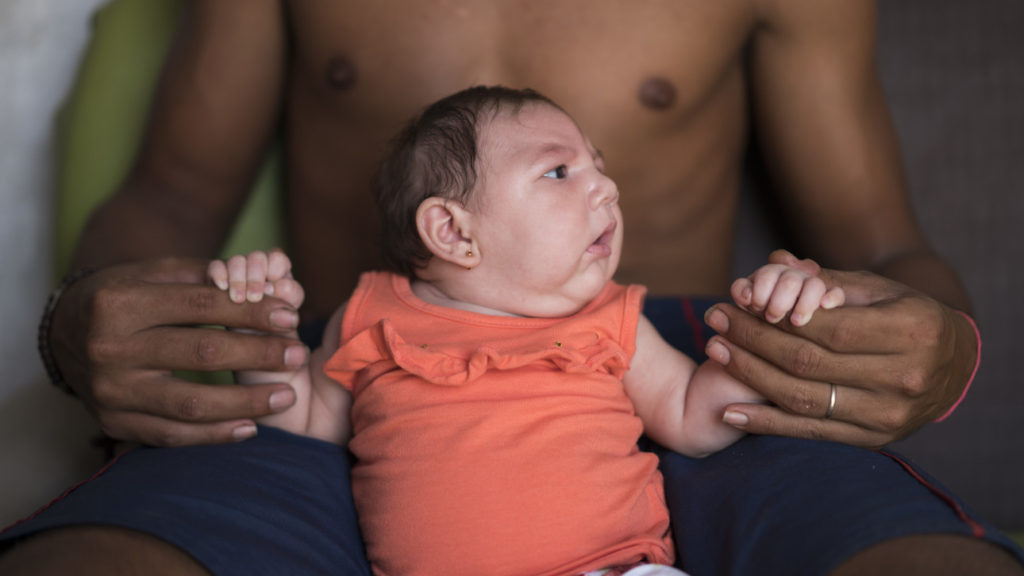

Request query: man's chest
[{"left": 286, "top": 0, "right": 755, "bottom": 137}]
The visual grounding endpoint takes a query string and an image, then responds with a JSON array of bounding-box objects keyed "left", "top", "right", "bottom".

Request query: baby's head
[
  {"left": 374, "top": 86, "right": 561, "bottom": 277},
  {"left": 374, "top": 85, "right": 622, "bottom": 317}
]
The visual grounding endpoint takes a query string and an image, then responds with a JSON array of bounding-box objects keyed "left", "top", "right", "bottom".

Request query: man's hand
[
  {"left": 49, "top": 258, "right": 308, "bottom": 446},
  {"left": 706, "top": 258, "right": 978, "bottom": 448}
]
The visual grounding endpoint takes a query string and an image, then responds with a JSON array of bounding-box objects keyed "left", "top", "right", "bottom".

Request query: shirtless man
[{"left": 2, "top": 1, "right": 1021, "bottom": 575}]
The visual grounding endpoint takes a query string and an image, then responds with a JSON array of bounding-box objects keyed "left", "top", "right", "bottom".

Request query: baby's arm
[
  {"left": 625, "top": 257, "right": 844, "bottom": 456},
  {"left": 624, "top": 316, "right": 761, "bottom": 457},
  {"left": 208, "top": 251, "right": 351, "bottom": 444}
]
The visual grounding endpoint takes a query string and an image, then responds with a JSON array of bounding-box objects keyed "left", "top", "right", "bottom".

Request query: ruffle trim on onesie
[{"left": 327, "top": 317, "right": 632, "bottom": 390}]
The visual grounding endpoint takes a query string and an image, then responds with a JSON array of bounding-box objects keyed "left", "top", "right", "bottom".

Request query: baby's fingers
[
  {"left": 762, "top": 268, "right": 807, "bottom": 324},
  {"left": 208, "top": 260, "right": 229, "bottom": 291},
  {"left": 748, "top": 265, "right": 785, "bottom": 316},
  {"left": 789, "top": 277, "right": 828, "bottom": 326},
  {"left": 822, "top": 286, "right": 846, "bottom": 310},
  {"left": 266, "top": 249, "right": 292, "bottom": 282},
  {"left": 731, "top": 277, "right": 755, "bottom": 309},
  {"left": 227, "top": 255, "right": 249, "bottom": 303},
  {"left": 271, "top": 277, "right": 305, "bottom": 309},
  {"left": 245, "top": 251, "right": 270, "bottom": 302}
]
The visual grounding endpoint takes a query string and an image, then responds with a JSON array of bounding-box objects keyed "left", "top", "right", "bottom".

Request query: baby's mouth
[{"left": 587, "top": 222, "right": 617, "bottom": 256}]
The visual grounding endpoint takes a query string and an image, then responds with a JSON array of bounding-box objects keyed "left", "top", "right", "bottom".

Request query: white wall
[{"left": 0, "top": 0, "right": 108, "bottom": 526}]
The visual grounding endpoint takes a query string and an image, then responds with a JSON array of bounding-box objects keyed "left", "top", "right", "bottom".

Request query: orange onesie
[{"left": 324, "top": 272, "right": 673, "bottom": 576}]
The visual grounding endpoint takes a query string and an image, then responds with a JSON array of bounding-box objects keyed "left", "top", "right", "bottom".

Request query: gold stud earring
[{"left": 466, "top": 249, "right": 473, "bottom": 257}]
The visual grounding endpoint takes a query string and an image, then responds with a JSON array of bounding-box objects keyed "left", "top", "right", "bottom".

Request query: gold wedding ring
[{"left": 824, "top": 382, "right": 837, "bottom": 419}]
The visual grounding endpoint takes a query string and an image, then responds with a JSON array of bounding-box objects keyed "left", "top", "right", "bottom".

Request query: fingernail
[
  {"left": 230, "top": 288, "right": 243, "bottom": 302},
  {"left": 269, "top": 389, "right": 295, "bottom": 411},
  {"left": 232, "top": 424, "right": 257, "bottom": 441},
  {"left": 705, "top": 308, "right": 729, "bottom": 333},
  {"left": 705, "top": 338, "right": 731, "bottom": 364},
  {"left": 284, "top": 345, "right": 307, "bottom": 368},
  {"left": 215, "top": 279, "right": 228, "bottom": 291},
  {"left": 723, "top": 411, "right": 749, "bottom": 427},
  {"left": 264, "top": 283, "right": 275, "bottom": 296},
  {"left": 822, "top": 293, "right": 841, "bottom": 309},
  {"left": 270, "top": 309, "right": 298, "bottom": 329}
]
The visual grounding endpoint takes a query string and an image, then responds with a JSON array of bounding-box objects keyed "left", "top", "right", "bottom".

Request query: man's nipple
[
  {"left": 326, "top": 55, "right": 358, "bottom": 90},
  {"left": 638, "top": 77, "right": 676, "bottom": 110}
]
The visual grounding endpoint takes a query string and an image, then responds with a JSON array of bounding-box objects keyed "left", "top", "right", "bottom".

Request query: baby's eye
[{"left": 542, "top": 165, "right": 568, "bottom": 180}]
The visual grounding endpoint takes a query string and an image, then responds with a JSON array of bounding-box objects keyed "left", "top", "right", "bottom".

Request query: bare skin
[
  {"left": 0, "top": 526, "right": 211, "bottom": 576},
  {"left": 7, "top": 0, "right": 1016, "bottom": 574},
  {"left": 59, "top": 0, "right": 975, "bottom": 447}
]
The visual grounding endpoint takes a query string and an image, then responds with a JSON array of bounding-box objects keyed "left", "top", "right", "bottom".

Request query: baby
[{"left": 209, "top": 86, "right": 843, "bottom": 576}]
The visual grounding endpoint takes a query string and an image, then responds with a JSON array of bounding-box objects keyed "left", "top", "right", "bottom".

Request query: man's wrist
[
  {"left": 934, "top": 310, "right": 981, "bottom": 422},
  {"left": 38, "top": 267, "right": 96, "bottom": 396}
]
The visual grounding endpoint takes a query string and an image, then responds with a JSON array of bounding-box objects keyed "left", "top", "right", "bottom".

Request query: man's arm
[
  {"left": 74, "top": 0, "right": 286, "bottom": 266},
  {"left": 709, "top": 0, "right": 976, "bottom": 447},
  {"left": 49, "top": 1, "right": 302, "bottom": 446}
]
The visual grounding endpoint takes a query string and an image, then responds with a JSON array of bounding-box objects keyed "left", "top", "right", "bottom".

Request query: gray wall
[
  {"left": 880, "top": 2, "right": 1024, "bottom": 530},
  {"left": 0, "top": 0, "right": 107, "bottom": 526}
]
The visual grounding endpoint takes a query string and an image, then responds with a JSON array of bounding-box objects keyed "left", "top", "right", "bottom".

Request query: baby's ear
[{"left": 415, "top": 197, "right": 479, "bottom": 269}]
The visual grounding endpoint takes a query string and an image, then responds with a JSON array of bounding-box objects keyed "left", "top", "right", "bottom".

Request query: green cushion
[
  {"left": 54, "top": 0, "right": 283, "bottom": 279},
  {"left": 56, "top": 0, "right": 284, "bottom": 386}
]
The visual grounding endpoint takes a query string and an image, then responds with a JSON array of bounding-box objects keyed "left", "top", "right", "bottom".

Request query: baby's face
[{"left": 466, "top": 103, "right": 623, "bottom": 317}]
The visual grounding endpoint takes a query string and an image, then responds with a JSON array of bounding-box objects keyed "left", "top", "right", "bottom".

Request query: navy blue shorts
[{"left": 3, "top": 297, "right": 1022, "bottom": 575}]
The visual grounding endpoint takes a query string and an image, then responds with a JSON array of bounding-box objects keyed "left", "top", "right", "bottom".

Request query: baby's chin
[
  {"left": 517, "top": 287, "right": 608, "bottom": 319},
  {"left": 482, "top": 267, "right": 616, "bottom": 318},
  {"left": 522, "top": 303, "right": 587, "bottom": 319}
]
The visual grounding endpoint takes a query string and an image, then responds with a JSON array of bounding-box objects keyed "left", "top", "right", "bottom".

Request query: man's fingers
[
  {"left": 97, "top": 374, "right": 297, "bottom": 426},
  {"left": 133, "top": 257, "right": 212, "bottom": 285},
  {"left": 707, "top": 333, "right": 924, "bottom": 436},
  {"left": 708, "top": 335, "right": 877, "bottom": 420},
  {"left": 706, "top": 305, "right": 901, "bottom": 379},
  {"left": 125, "top": 326, "right": 308, "bottom": 372},
  {"left": 710, "top": 301, "right": 919, "bottom": 355},
  {"left": 721, "top": 403, "right": 895, "bottom": 449},
  {"left": 114, "top": 282, "right": 300, "bottom": 333},
  {"left": 98, "top": 410, "right": 261, "bottom": 447},
  {"left": 814, "top": 267, "right": 902, "bottom": 307}
]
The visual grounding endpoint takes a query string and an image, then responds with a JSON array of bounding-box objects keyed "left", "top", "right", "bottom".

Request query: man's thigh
[
  {"left": 0, "top": 525, "right": 210, "bottom": 575},
  {"left": 0, "top": 426, "right": 372, "bottom": 576}
]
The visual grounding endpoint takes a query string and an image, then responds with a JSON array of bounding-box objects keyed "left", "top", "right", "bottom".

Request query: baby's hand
[
  {"left": 208, "top": 249, "right": 305, "bottom": 310},
  {"left": 731, "top": 257, "right": 844, "bottom": 327}
]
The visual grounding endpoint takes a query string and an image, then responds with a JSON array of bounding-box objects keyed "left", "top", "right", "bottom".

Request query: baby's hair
[{"left": 373, "top": 85, "right": 561, "bottom": 277}]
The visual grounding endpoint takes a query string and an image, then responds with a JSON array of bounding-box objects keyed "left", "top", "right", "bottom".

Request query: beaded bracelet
[
  {"left": 934, "top": 310, "right": 981, "bottom": 422},
  {"left": 37, "top": 267, "right": 96, "bottom": 396}
]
